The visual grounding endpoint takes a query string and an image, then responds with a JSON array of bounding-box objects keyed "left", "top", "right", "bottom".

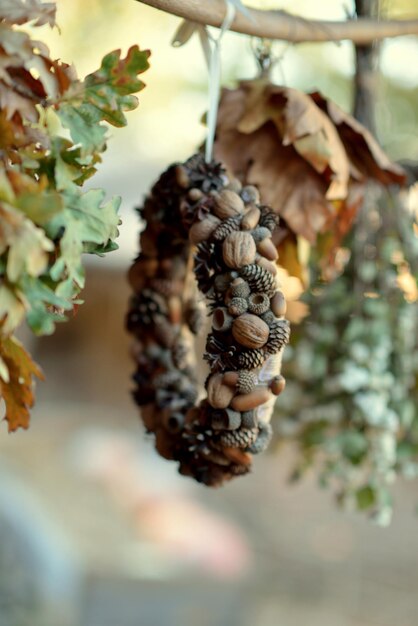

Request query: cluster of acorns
[{"left": 126, "top": 154, "right": 290, "bottom": 486}]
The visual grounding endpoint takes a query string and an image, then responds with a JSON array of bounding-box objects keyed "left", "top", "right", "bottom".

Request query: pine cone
[
  {"left": 259, "top": 206, "right": 279, "bottom": 232},
  {"left": 265, "top": 319, "right": 291, "bottom": 354},
  {"left": 228, "top": 297, "right": 248, "bottom": 317},
  {"left": 237, "top": 349, "right": 265, "bottom": 370},
  {"left": 153, "top": 316, "right": 177, "bottom": 347},
  {"left": 237, "top": 370, "right": 258, "bottom": 394},
  {"left": 126, "top": 288, "right": 167, "bottom": 330},
  {"left": 240, "top": 264, "right": 276, "bottom": 296},
  {"left": 220, "top": 427, "right": 258, "bottom": 449},
  {"left": 247, "top": 421, "right": 273, "bottom": 454},
  {"left": 212, "top": 215, "right": 242, "bottom": 241}
]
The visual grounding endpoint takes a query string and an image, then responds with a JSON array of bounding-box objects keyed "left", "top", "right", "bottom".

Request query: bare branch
[{"left": 136, "top": 0, "right": 418, "bottom": 44}]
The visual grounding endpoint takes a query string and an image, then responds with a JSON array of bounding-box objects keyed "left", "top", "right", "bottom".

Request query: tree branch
[{"left": 136, "top": 0, "right": 418, "bottom": 44}]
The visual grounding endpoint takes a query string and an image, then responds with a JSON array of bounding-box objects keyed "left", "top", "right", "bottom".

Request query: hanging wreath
[{"left": 126, "top": 154, "right": 290, "bottom": 486}]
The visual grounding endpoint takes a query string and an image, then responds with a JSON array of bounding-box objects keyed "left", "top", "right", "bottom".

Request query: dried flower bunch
[{"left": 126, "top": 154, "right": 290, "bottom": 485}]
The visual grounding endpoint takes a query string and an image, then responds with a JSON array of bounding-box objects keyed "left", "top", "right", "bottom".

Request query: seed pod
[
  {"left": 252, "top": 226, "right": 272, "bottom": 244},
  {"left": 231, "top": 387, "right": 271, "bottom": 412},
  {"left": 241, "top": 206, "right": 261, "bottom": 231},
  {"left": 230, "top": 278, "right": 251, "bottom": 299},
  {"left": 232, "top": 313, "right": 269, "bottom": 349},
  {"left": 207, "top": 373, "right": 235, "bottom": 409},
  {"left": 223, "top": 231, "right": 257, "bottom": 269},
  {"left": 212, "top": 307, "right": 233, "bottom": 332},
  {"left": 213, "top": 189, "right": 245, "bottom": 219},
  {"left": 189, "top": 215, "right": 221, "bottom": 244},
  {"left": 237, "top": 370, "right": 258, "bottom": 394},
  {"left": 248, "top": 292, "right": 270, "bottom": 315},
  {"left": 270, "top": 291, "right": 287, "bottom": 317},
  {"left": 240, "top": 185, "right": 260, "bottom": 204},
  {"left": 211, "top": 408, "right": 241, "bottom": 430},
  {"left": 270, "top": 375, "right": 286, "bottom": 396},
  {"left": 228, "top": 297, "right": 248, "bottom": 317}
]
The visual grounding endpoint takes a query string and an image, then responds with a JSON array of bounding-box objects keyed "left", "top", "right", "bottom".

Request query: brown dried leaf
[
  {"left": 0, "top": 334, "right": 43, "bottom": 432},
  {"left": 311, "top": 92, "right": 406, "bottom": 186}
]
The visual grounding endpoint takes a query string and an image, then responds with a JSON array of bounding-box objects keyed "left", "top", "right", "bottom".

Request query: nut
[
  {"left": 271, "top": 291, "right": 287, "bottom": 317},
  {"left": 189, "top": 215, "right": 221, "bottom": 244},
  {"left": 270, "top": 375, "right": 286, "bottom": 396},
  {"left": 213, "top": 189, "right": 245, "bottom": 219},
  {"left": 232, "top": 313, "right": 269, "bottom": 349},
  {"left": 207, "top": 373, "right": 235, "bottom": 409},
  {"left": 231, "top": 387, "right": 271, "bottom": 412},
  {"left": 223, "top": 231, "right": 257, "bottom": 269},
  {"left": 241, "top": 206, "right": 261, "bottom": 231},
  {"left": 257, "top": 238, "right": 279, "bottom": 261}
]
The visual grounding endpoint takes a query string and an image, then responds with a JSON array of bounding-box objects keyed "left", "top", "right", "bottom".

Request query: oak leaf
[{"left": 0, "top": 334, "right": 43, "bottom": 432}]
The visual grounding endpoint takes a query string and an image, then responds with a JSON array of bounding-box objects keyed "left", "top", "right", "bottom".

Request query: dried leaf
[
  {"left": 0, "top": 335, "right": 43, "bottom": 432},
  {"left": 0, "top": 0, "right": 56, "bottom": 27}
]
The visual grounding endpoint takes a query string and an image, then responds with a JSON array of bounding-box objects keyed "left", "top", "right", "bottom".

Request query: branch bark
[{"left": 136, "top": 0, "right": 418, "bottom": 44}]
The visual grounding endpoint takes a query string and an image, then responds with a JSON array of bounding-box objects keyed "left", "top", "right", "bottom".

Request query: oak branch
[{"left": 136, "top": 0, "right": 418, "bottom": 44}]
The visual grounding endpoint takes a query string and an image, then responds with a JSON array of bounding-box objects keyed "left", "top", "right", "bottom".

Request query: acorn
[
  {"left": 213, "top": 189, "right": 245, "bottom": 219},
  {"left": 232, "top": 313, "right": 270, "bottom": 349},
  {"left": 175, "top": 164, "right": 190, "bottom": 188},
  {"left": 230, "top": 277, "right": 251, "bottom": 299},
  {"left": 248, "top": 292, "right": 270, "bottom": 315},
  {"left": 237, "top": 370, "right": 258, "bottom": 394},
  {"left": 207, "top": 373, "right": 235, "bottom": 409},
  {"left": 251, "top": 226, "right": 272, "bottom": 244},
  {"left": 241, "top": 206, "right": 261, "bottom": 231},
  {"left": 189, "top": 215, "right": 221, "bottom": 244},
  {"left": 222, "top": 371, "right": 239, "bottom": 387},
  {"left": 228, "top": 297, "right": 248, "bottom": 317},
  {"left": 256, "top": 256, "right": 278, "bottom": 276},
  {"left": 257, "top": 238, "right": 279, "bottom": 261},
  {"left": 231, "top": 387, "right": 271, "bottom": 412},
  {"left": 188, "top": 187, "right": 204, "bottom": 201},
  {"left": 223, "top": 231, "right": 257, "bottom": 269},
  {"left": 240, "top": 185, "right": 260, "bottom": 204},
  {"left": 211, "top": 408, "right": 241, "bottom": 430},
  {"left": 270, "top": 375, "right": 286, "bottom": 396},
  {"left": 270, "top": 291, "right": 287, "bottom": 317}
]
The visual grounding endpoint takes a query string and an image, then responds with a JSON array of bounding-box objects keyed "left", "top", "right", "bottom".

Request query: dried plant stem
[{"left": 135, "top": 0, "right": 418, "bottom": 44}]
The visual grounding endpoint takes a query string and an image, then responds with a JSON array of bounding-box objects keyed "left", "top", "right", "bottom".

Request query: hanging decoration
[
  {"left": 126, "top": 154, "right": 290, "bottom": 485},
  {"left": 275, "top": 185, "right": 418, "bottom": 524}
]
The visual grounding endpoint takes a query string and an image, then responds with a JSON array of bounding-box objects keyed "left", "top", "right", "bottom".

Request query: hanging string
[{"left": 202, "top": 1, "right": 236, "bottom": 163}]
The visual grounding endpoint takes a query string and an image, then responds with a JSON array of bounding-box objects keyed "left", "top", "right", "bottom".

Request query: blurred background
[{"left": 1, "top": 1, "right": 418, "bottom": 625}]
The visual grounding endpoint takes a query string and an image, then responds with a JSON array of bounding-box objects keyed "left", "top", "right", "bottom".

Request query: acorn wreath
[{"left": 126, "top": 154, "right": 290, "bottom": 486}]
